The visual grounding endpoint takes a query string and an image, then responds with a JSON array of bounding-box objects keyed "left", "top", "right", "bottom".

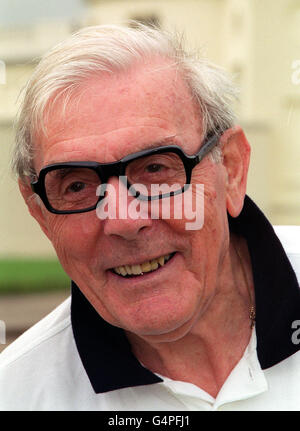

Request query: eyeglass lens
[{"left": 44, "top": 152, "right": 187, "bottom": 212}]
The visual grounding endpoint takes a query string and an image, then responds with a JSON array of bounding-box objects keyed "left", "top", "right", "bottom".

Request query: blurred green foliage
[{"left": 0, "top": 259, "right": 69, "bottom": 294}]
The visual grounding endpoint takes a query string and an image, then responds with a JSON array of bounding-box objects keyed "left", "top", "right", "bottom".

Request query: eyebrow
[
  {"left": 49, "top": 167, "right": 74, "bottom": 179},
  {"left": 135, "top": 135, "right": 180, "bottom": 152},
  {"left": 44, "top": 135, "right": 181, "bottom": 167},
  {"left": 151, "top": 135, "right": 178, "bottom": 146}
]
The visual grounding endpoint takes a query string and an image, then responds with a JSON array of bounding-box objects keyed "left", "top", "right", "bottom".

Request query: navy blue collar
[{"left": 71, "top": 195, "right": 300, "bottom": 393}]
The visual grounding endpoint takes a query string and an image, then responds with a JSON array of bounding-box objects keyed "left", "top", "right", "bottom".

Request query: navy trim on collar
[
  {"left": 71, "top": 285, "right": 163, "bottom": 393},
  {"left": 71, "top": 195, "right": 300, "bottom": 393},
  {"left": 228, "top": 196, "right": 300, "bottom": 369}
]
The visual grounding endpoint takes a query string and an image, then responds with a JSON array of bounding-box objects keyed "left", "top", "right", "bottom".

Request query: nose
[{"left": 100, "top": 177, "right": 152, "bottom": 240}]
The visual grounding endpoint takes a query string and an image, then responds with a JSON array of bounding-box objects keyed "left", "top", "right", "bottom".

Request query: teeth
[
  {"left": 150, "top": 260, "right": 159, "bottom": 270},
  {"left": 125, "top": 265, "right": 132, "bottom": 275},
  {"left": 119, "top": 267, "right": 127, "bottom": 277},
  {"left": 131, "top": 264, "right": 142, "bottom": 275},
  {"left": 158, "top": 256, "right": 165, "bottom": 266},
  {"left": 141, "top": 261, "right": 152, "bottom": 272},
  {"left": 113, "top": 253, "right": 173, "bottom": 277}
]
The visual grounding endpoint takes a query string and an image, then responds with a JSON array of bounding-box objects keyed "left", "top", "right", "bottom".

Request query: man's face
[{"left": 25, "top": 59, "right": 247, "bottom": 341}]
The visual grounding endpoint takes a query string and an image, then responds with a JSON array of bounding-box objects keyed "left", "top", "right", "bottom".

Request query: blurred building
[{"left": 0, "top": 0, "right": 299, "bottom": 258}]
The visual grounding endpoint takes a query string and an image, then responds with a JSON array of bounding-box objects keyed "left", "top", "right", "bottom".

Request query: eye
[
  {"left": 66, "top": 181, "right": 86, "bottom": 193},
  {"left": 145, "top": 163, "right": 164, "bottom": 173}
]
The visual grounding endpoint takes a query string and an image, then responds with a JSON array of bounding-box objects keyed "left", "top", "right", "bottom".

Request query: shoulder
[
  {"left": 0, "top": 296, "right": 71, "bottom": 366},
  {"left": 274, "top": 225, "right": 300, "bottom": 282},
  {"left": 0, "top": 296, "right": 79, "bottom": 410}
]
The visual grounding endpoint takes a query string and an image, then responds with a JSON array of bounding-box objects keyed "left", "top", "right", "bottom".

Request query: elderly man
[{"left": 0, "top": 23, "right": 300, "bottom": 411}]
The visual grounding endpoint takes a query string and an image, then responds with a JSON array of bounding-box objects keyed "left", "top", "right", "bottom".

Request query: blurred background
[{"left": 0, "top": 0, "right": 299, "bottom": 350}]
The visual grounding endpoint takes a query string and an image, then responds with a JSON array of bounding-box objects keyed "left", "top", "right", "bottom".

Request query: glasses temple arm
[{"left": 193, "top": 132, "right": 221, "bottom": 165}]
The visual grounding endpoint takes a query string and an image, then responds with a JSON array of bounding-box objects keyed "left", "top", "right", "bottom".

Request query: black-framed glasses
[{"left": 31, "top": 131, "right": 220, "bottom": 214}]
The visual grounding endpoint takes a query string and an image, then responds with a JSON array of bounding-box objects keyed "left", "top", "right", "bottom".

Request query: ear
[
  {"left": 18, "top": 178, "right": 52, "bottom": 240},
  {"left": 220, "top": 126, "right": 251, "bottom": 217}
]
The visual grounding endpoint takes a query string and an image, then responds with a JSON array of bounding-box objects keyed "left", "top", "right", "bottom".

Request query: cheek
[
  {"left": 167, "top": 166, "right": 229, "bottom": 264},
  {"left": 164, "top": 179, "right": 220, "bottom": 233},
  {"left": 192, "top": 163, "right": 228, "bottom": 221},
  {"left": 46, "top": 212, "right": 102, "bottom": 263}
]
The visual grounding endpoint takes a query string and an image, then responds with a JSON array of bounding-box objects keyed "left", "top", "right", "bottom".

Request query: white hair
[{"left": 12, "top": 22, "right": 238, "bottom": 179}]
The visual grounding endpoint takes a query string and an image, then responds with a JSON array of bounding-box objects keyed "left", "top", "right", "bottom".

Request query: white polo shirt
[{"left": 0, "top": 196, "right": 299, "bottom": 411}]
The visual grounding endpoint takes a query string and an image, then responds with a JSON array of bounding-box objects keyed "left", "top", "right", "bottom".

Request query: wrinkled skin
[{"left": 20, "top": 59, "right": 252, "bottom": 396}]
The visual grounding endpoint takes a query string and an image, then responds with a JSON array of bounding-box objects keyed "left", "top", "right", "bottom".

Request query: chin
[{"left": 122, "top": 309, "right": 195, "bottom": 341}]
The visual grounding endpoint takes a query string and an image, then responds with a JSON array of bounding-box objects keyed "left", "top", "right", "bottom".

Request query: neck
[{"left": 126, "top": 235, "right": 255, "bottom": 398}]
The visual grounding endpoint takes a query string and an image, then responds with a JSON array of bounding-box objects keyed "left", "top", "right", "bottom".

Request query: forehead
[{"left": 37, "top": 58, "right": 203, "bottom": 166}]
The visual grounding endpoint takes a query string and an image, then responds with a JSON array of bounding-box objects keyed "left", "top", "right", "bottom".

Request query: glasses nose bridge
[{"left": 97, "top": 160, "right": 125, "bottom": 185}]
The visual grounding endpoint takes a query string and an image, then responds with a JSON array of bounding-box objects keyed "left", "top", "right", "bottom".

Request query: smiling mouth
[{"left": 111, "top": 252, "right": 176, "bottom": 277}]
